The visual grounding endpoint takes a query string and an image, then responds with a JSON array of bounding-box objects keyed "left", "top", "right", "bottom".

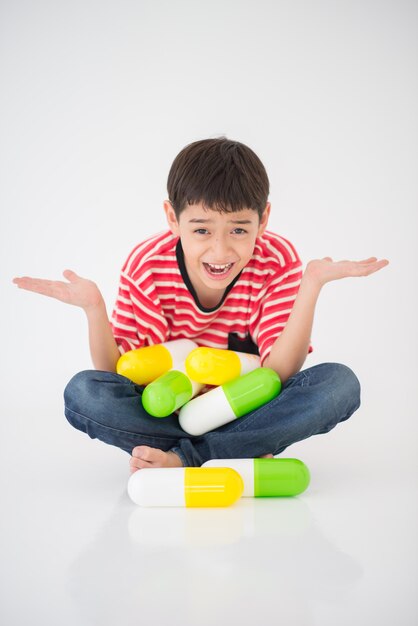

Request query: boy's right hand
[{"left": 12, "top": 270, "right": 104, "bottom": 312}]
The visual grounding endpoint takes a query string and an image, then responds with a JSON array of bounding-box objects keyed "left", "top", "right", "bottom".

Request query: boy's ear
[
  {"left": 258, "top": 202, "right": 271, "bottom": 236},
  {"left": 163, "top": 200, "right": 180, "bottom": 236}
]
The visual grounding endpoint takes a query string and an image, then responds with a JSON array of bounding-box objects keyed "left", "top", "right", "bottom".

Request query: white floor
[{"left": 1, "top": 393, "right": 417, "bottom": 626}]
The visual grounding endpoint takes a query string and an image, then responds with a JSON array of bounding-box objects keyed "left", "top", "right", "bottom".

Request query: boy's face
[{"left": 164, "top": 200, "right": 270, "bottom": 302}]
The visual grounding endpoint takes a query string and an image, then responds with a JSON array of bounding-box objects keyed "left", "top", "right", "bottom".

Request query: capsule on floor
[
  {"left": 116, "top": 339, "right": 197, "bottom": 385},
  {"left": 127, "top": 467, "right": 244, "bottom": 507},
  {"left": 185, "top": 347, "right": 261, "bottom": 385},
  {"left": 202, "top": 458, "right": 310, "bottom": 497}
]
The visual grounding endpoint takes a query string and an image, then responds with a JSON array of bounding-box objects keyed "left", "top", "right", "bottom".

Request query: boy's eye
[{"left": 193, "top": 227, "right": 248, "bottom": 235}]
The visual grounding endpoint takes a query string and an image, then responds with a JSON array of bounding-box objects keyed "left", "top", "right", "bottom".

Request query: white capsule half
[
  {"left": 166, "top": 339, "right": 199, "bottom": 368},
  {"left": 203, "top": 459, "right": 254, "bottom": 496},
  {"left": 128, "top": 468, "right": 185, "bottom": 506},
  {"left": 178, "top": 386, "right": 236, "bottom": 435},
  {"left": 236, "top": 352, "right": 261, "bottom": 375}
]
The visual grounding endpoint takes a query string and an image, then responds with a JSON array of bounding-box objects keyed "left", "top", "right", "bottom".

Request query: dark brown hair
[{"left": 167, "top": 137, "right": 270, "bottom": 220}]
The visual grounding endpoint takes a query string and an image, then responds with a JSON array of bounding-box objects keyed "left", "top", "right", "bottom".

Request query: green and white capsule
[
  {"left": 178, "top": 368, "right": 281, "bottom": 436},
  {"left": 202, "top": 458, "right": 310, "bottom": 497}
]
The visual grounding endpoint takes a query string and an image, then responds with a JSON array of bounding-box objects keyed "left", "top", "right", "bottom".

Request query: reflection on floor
[{"left": 1, "top": 410, "right": 416, "bottom": 626}]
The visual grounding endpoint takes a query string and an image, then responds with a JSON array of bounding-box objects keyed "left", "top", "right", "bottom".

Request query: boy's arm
[
  {"left": 263, "top": 256, "right": 389, "bottom": 384},
  {"left": 84, "top": 301, "right": 121, "bottom": 372},
  {"left": 13, "top": 269, "right": 121, "bottom": 372},
  {"left": 263, "top": 271, "right": 319, "bottom": 383}
]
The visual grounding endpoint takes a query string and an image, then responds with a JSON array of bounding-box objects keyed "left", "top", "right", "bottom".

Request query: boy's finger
[
  {"left": 13, "top": 276, "right": 47, "bottom": 288},
  {"left": 63, "top": 269, "right": 79, "bottom": 282},
  {"left": 358, "top": 260, "right": 389, "bottom": 275},
  {"left": 358, "top": 257, "right": 377, "bottom": 264}
]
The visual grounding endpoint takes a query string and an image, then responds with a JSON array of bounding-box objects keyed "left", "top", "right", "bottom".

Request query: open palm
[
  {"left": 306, "top": 257, "right": 389, "bottom": 287},
  {"left": 13, "top": 270, "right": 103, "bottom": 311}
]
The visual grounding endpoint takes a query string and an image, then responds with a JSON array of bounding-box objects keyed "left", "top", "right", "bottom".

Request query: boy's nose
[{"left": 210, "top": 237, "right": 231, "bottom": 260}]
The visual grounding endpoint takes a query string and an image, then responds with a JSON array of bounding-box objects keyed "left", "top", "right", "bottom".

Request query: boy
[{"left": 13, "top": 137, "right": 388, "bottom": 471}]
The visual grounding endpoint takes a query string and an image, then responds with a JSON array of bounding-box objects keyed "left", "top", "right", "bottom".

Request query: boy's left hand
[{"left": 305, "top": 256, "right": 389, "bottom": 288}]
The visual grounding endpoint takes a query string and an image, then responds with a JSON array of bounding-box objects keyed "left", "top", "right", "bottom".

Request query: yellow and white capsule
[
  {"left": 127, "top": 467, "right": 244, "bottom": 507},
  {"left": 116, "top": 339, "right": 197, "bottom": 385}
]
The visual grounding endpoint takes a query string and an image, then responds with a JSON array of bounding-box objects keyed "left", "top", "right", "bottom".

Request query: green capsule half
[
  {"left": 222, "top": 367, "right": 281, "bottom": 417},
  {"left": 202, "top": 458, "right": 310, "bottom": 497},
  {"left": 142, "top": 370, "right": 193, "bottom": 417}
]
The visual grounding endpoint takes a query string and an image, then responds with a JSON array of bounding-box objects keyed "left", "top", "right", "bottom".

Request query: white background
[{"left": 1, "top": 1, "right": 417, "bottom": 625}]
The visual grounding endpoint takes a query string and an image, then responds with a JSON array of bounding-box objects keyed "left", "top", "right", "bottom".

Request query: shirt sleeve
[
  {"left": 110, "top": 267, "right": 168, "bottom": 355},
  {"left": 250, "top": 260, "right": 313, "bottom": 364}
]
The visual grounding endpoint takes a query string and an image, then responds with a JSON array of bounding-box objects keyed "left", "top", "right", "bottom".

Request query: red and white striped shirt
[{"left": 111, "top": 230, "right": 306, "bottom": 364}]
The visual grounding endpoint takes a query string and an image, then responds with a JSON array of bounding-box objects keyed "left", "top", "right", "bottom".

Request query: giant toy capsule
[
  {"left": 116, "top": 339, "right": 197, "bottom": 385},
  {"left": 202, "top": 458, "right": 310, "bottom": 497},
  {"left": 179, "top": 368, "right": 281, "bottom": 436},
  {"left": 142, "top": 367, "right": 203, "bottom": 417},
  {"left": 127, "top": 467, "right": 244, "bottom": 507},
  {"left": 185, "top": 347, "right": 261, "bottom": 385}
]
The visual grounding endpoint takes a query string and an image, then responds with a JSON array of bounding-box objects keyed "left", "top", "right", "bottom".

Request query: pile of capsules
[{"left": 117, "top": 339, "right": 310, "bottom": 508}]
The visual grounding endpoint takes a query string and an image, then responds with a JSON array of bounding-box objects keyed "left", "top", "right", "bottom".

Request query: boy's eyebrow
[{"left": 188, "top": 218, "right": 253, "bottom": 224}]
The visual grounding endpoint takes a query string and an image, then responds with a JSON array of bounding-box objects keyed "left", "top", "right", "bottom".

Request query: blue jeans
[{"left": 63, "top": 363, "right": 360, "bottom": 466}]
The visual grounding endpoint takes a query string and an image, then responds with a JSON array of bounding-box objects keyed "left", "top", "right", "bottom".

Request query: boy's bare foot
[
  {"left": 130, "top": 445, "right": 183, "bottom": 473},
  {"left": 129, "top": 448, "right": 274, "bottom": 473}
]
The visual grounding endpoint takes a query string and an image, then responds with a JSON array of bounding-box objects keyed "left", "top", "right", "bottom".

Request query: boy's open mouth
[{"left": 202, "top": 262, "right": 235, "bottom": 279}]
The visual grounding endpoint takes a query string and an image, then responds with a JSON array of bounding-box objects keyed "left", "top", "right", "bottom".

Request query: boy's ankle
[{"left": 167, "top": 450, "right": 184, "bottom": 467}]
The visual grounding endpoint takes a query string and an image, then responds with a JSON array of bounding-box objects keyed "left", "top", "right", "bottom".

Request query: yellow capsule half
[
  {"left": 117, "top": 344, "right": 173, "bottom": 385},
  {"left": 185, "top": 347, "right": 242, "bottom": 385},
  {"left": 185, "top": 467, "right": 244, "bottom": 507}
]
